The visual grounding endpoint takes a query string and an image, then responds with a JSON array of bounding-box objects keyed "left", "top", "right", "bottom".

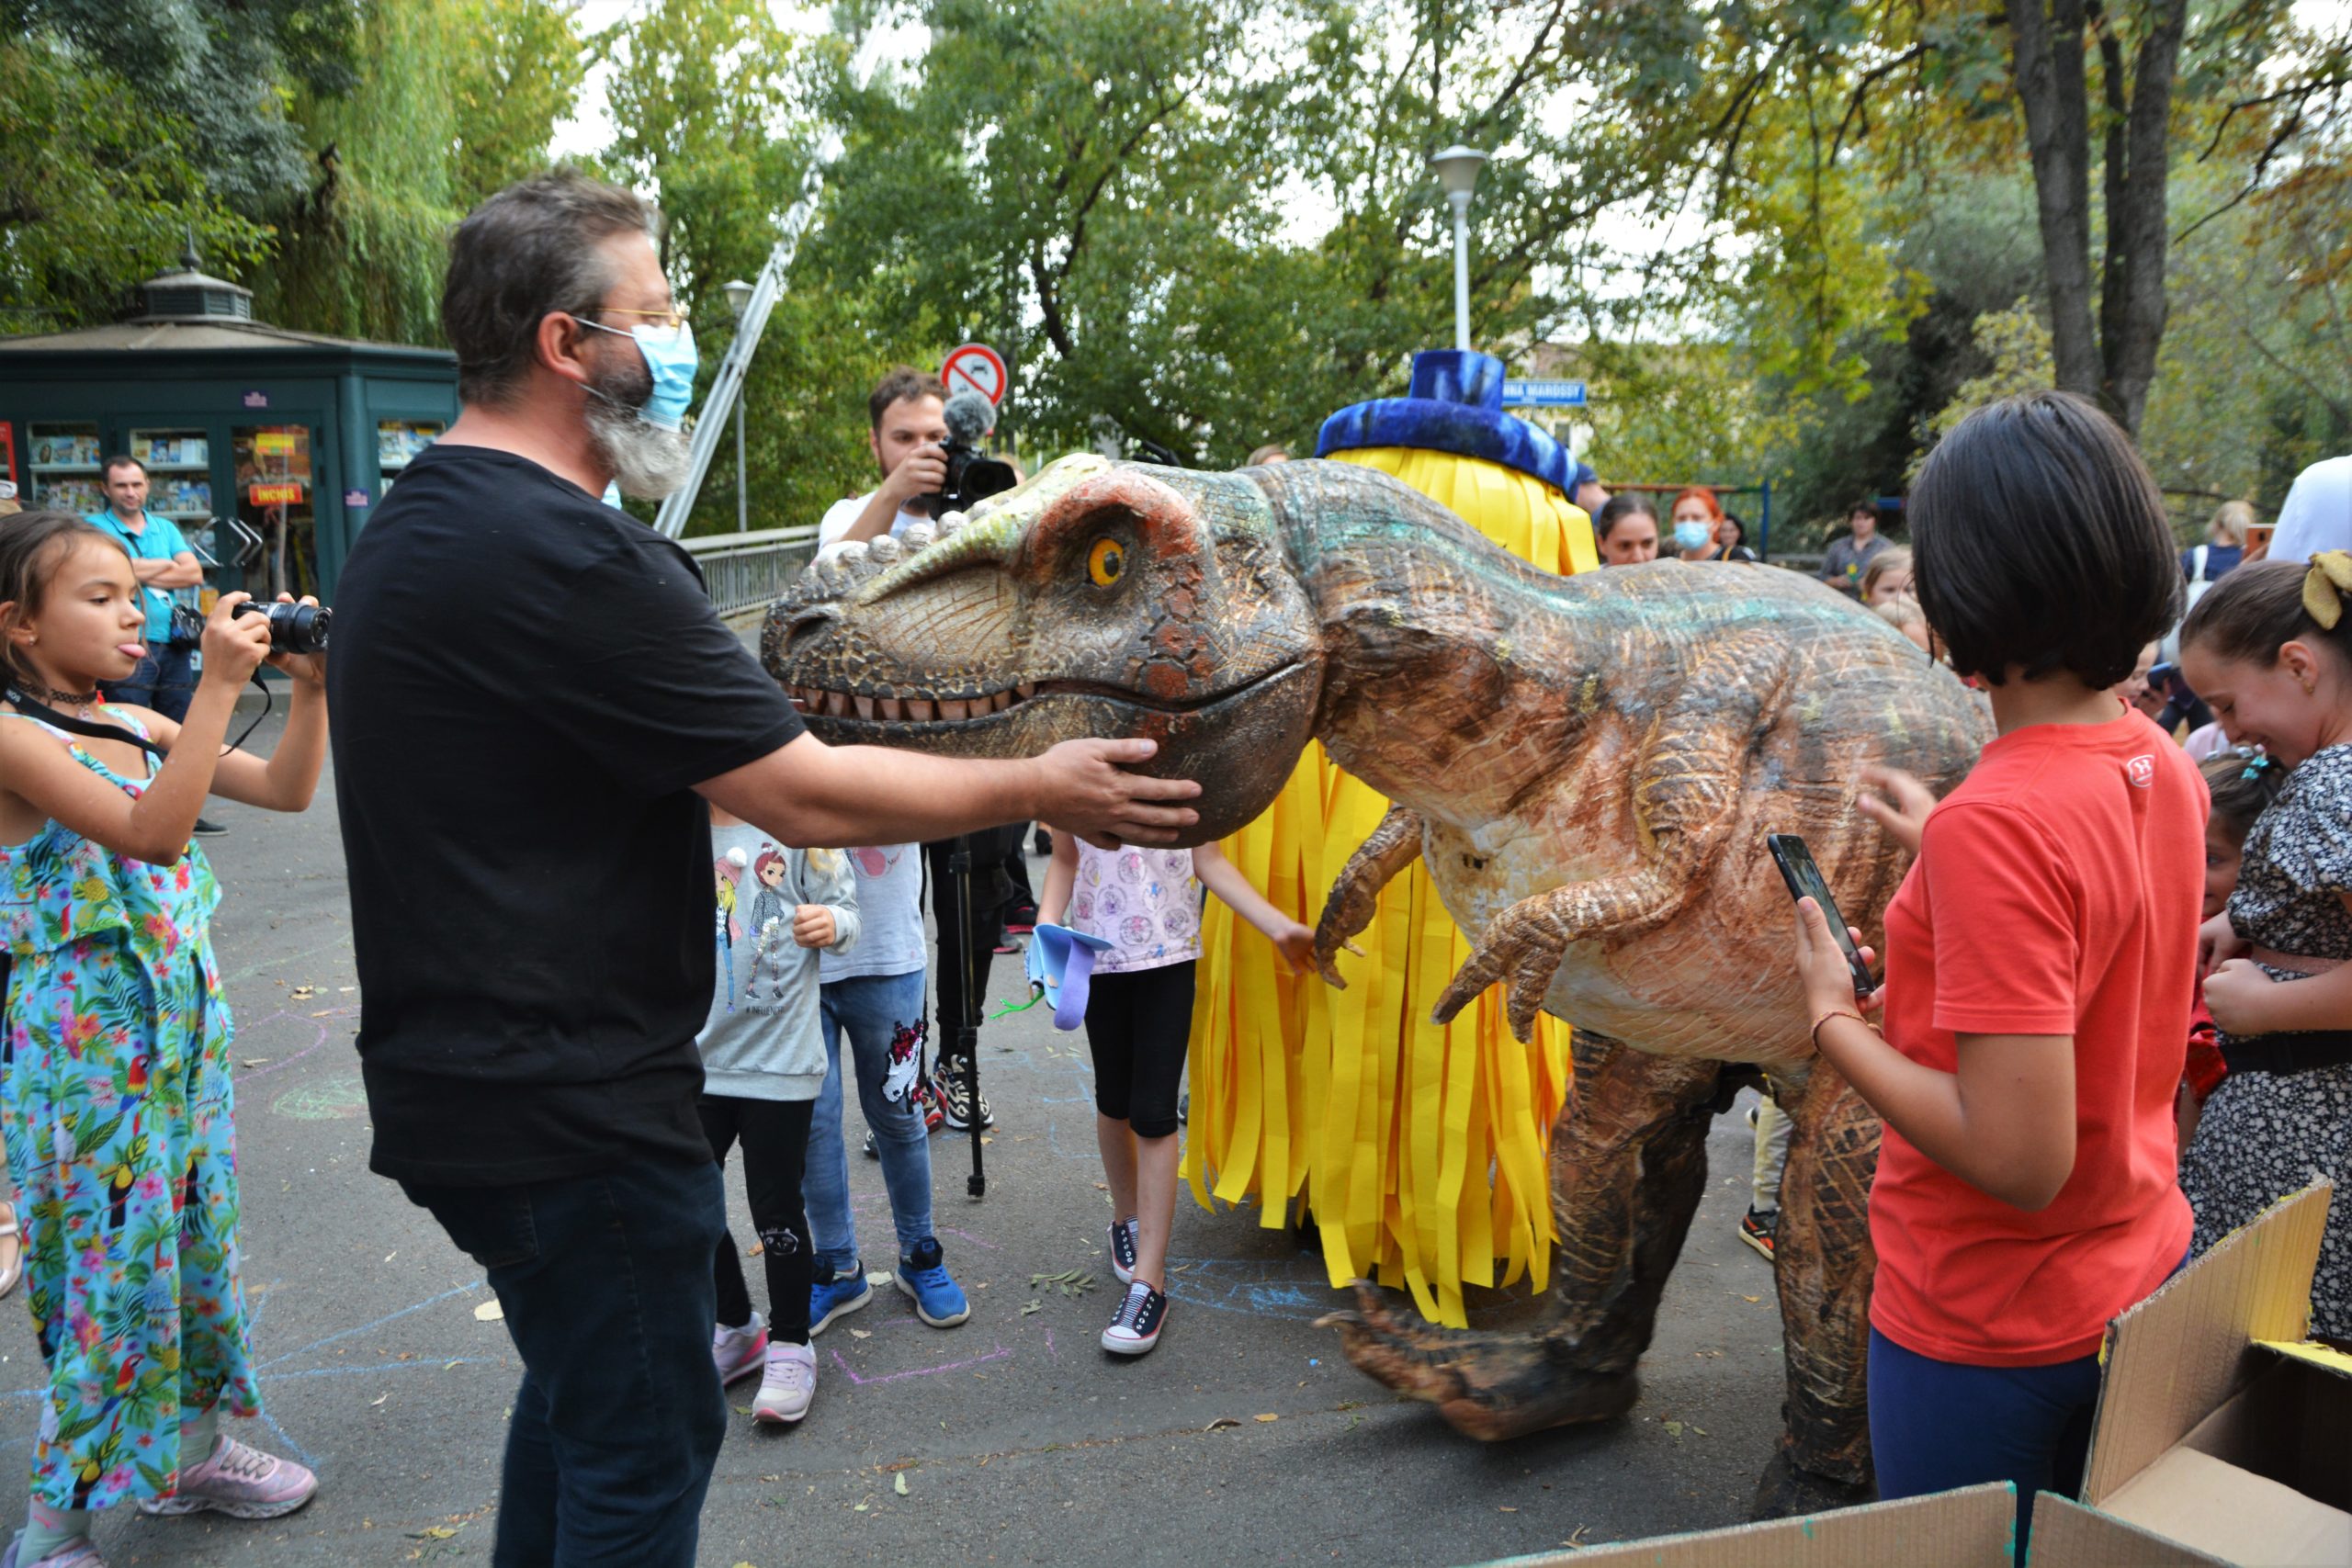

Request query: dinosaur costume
[
  {"left": 1188, "top": 351, "right": 1592, "bottom": 1326},
  {"left": 762, "top": 456, "right": 1987, "bottom": 1509}
]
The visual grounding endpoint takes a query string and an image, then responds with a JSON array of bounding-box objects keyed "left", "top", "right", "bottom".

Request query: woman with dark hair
[
  {"left": 1786, "top": 391, "right": 2198, "bottom": 1550},
  {"left": 1592, "top": 494, "right": 1660, "bottom": 566},
  {"left": 1713, "top": 512, "right": 1758, "bottom": 562}
]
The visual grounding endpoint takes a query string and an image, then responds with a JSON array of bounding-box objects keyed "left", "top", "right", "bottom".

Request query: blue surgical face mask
[
  {"left": 580, "top": 317, "right": 698, "bottom": 432},
  {"left": 1674, "top": 521, "right": 1714, "bottom": 552}
]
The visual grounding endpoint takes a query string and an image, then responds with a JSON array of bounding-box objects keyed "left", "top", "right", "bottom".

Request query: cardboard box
[
  {"left": 1476, "top": 1483, "right": 2220, "bottom": 1566},
  {"left": 2079, "top": 1181, "right": 2347, "bottom": 1566}
]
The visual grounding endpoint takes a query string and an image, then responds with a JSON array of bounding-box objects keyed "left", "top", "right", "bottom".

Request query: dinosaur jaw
[{"left": 784, "top": 660, "right": 1322, "bottom": 846}]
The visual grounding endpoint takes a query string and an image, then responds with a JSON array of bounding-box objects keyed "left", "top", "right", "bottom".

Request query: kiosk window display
[{"left": 27, "top": 422, "right": 103, "bottom": 514}]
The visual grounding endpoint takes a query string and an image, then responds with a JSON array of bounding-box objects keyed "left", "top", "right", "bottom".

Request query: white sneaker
[
  {"left": 753, "top": 1341, "right": 817, "bottom": 1425},
  {"left": 713, "top": 1311, "right": 769, "bottom": 1386}
]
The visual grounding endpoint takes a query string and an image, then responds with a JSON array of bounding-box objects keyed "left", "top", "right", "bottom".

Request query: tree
[{"left": 253, "top": 0, "right": 586, "bottom": 344}]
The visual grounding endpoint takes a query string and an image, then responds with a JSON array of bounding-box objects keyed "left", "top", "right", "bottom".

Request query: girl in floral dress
[
  {"left": 2178, "top": 552, "right": 2352, "bottom": 1344},
  {"left": 0, "top": 513, "right": 329, "bottom": 1568}
]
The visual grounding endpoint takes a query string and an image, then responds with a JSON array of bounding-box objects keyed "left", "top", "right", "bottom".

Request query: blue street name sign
[{"left": 1500, "top": 378, "right": 1588, "bottom": 407}]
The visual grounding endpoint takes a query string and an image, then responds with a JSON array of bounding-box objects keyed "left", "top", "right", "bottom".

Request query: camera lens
[{"left": 231, "top": 599, "right": 331, "bottom": 655}]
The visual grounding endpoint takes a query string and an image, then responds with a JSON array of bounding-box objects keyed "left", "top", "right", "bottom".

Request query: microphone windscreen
[{"left": 942, "top": 389, "right": 995, "bottom": 445}]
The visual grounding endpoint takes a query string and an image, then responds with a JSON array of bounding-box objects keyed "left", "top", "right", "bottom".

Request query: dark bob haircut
[{"left": 1908, "top": 390, "right": 2180, "bottom": 688}]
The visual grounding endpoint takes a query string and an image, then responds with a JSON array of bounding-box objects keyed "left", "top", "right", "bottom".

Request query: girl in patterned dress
[
  {"left": 2177, "top": 552, "right": 2352, "bottom": 1343},
  {"left": 0, "top": 513, "right": 329, "bottom": 1567},
  {"left": 1036, "top": 832, "right": 1311, "bottom": 1355}
]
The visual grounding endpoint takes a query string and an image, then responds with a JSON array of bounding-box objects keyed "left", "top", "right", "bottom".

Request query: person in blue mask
[{"left": 326, "top": 171, "right": 1202, "bottom": 1568}]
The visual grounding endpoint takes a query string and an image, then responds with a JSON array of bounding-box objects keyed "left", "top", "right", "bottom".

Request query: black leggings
[
  {"left": 1084, "top": 960, "right": 1195, "bottom": 1139},
  {"left": 699, "top": 1094, "right": 814, "bottom": 1344}
]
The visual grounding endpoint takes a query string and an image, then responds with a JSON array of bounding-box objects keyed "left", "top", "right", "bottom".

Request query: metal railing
[{"left": 682, "top": 525, "right": 820, "bottom": 618}]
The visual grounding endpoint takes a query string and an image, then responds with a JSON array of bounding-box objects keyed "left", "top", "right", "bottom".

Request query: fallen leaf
[
  {"left": 242, "top": 1058, "right": 270, "bottom": 1068},
  {"left": 1253, "top": 1413, "right": 1279, "bottom": 1423},
  {"left": 748, "top": 1241, "right": 764, "bottom": 1257},
  {"left": 1019, "top": 1301, "right": 1040, "bottom": 1315},
  {"left": 472, "top": 1300, "right": 503, "bottom": 1322},
  {"left": 849, "top": 1327, "right": 872, "bottom": 1338},
  {"left": 893, "top": 1473, "right": 909, "bottom": 1496},
  {"left": 854, "top": 1501, "right": 870, "bottom": 1513},
  {"left": 733, "top": 1405, "right": 751, "bottom": 1416},
  {"left": 1499, "top": 1506, "right": 1519, "bottom": 1513},
  {"left": 290, "top": 986, "right": 317, "bottom": 999},
  {"left": 443, "top": 1360, "right": 458, "bottom": 1371},
  {"left": 1741, "top": 1294, "right": 1761, "bottom": 1303},
  {"left": 1204, "top": 1416, "right": 1240, "bottom": 1430},
  {"left": 1663, "top": 1420, "right": 1684, "bottom": 1438},
  {"left": 370, "top": 1393, "right": 388, "bottom": 1407},
  {"left": 410, "top": 1526, "right": 457, "bottom": 1540}
]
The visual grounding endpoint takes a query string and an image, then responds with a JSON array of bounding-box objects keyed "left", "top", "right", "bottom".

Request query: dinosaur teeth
[
  {"left": 941, "top": 697, "right": 970, "bottom": 721},
  {"left": 1015, "top": 682, "right": 1036, "bottom": 701},
  {"left": 908, "top": 697, "right": 936, "bottom": 721},
  {"left": 854, "top": 694, "right": 875, "bottom": 720},
  {"left": 825, "top": 689, "right": 850, "bottom": 717},
  {"left": 879, "top": 696, "right": 903, "bottom": 721}
]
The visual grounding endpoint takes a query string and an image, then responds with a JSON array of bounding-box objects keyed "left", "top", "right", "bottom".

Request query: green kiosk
[{"left": 0, "top": 252, "right": 458, "bottom": 606}]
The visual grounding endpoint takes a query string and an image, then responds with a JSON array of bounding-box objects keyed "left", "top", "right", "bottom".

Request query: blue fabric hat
[
  {"left": 1024, "top": 922, "right": 1114, "bottom": 1031},
  {"left": 1316, "top": 349, "right": 1580, "bottom": 495}
]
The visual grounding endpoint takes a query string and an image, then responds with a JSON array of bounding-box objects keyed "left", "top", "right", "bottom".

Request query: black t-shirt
[{"left": 328, "top": 445, "right": 804, "bottom": 1185}]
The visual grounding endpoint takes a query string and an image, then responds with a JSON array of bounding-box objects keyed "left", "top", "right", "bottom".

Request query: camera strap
[{"left": 4, "top": 691, "right": 167, "bottom": 760}]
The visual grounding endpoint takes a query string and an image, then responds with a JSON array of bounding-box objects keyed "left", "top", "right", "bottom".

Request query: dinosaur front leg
[
  {"left": 1318, "top": 1033, "right": 1722, "bottom": 1439},
  {"left": 1431, "top": 866, "right": 1681, "bottom": 1040},
  {"left": 1431, "top": 714, "right": 1753, "bottom": 1040},
  {"left": 1753, "top": 1056, "right": 1882, "bottom": 1516},
  {"left": 1309, "top": 804, "right": 1423, "bottom": 987}
]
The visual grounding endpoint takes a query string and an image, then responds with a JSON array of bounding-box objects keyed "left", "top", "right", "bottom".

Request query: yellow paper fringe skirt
[{"left": 1182, "top": 446, "right": 1599, "bottom": 1326}]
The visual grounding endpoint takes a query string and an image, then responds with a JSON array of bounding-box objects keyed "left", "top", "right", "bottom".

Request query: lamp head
[
  {"left": 1429, "top": 145, "right": 1489, "bottom": 199},
  {"left": 722, "top": 278, "right": 754, "bottom": 319}
]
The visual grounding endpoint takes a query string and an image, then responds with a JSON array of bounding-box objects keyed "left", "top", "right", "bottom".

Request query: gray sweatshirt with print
[{"left": 699, "top": 825, "right": 860, "bottom": 1101}]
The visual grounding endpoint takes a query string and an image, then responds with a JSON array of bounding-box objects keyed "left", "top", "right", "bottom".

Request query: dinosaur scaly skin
[{"left": 764, "top": 456, "right": 1989, "bottom": 1509}]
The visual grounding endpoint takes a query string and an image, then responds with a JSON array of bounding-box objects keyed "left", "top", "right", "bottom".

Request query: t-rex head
[{"left": 763, "top": 455, "right": 1326, "bottom": 843}]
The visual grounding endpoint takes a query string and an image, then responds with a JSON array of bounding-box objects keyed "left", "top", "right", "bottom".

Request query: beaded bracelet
[{"left": 1810, "top": 1008, "right": 1870, "bottom": 1047}]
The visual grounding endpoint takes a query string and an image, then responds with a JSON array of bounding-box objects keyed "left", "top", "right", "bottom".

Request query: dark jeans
[
  {"left": 1868, "top": 1326, "right": 2100, "bottom": 1561},
  {"left": 925, "top": 835, "right": 1013, "bottom": 1053},
  {"left": 102, "top": 641, "right": 195, "bottom": 723},
  {"left": 402, "top": 1159, "right": 728, "bottom": 1568},
  {"left": 699, "top": 1094, "right": 814, "bottom": 1344}
]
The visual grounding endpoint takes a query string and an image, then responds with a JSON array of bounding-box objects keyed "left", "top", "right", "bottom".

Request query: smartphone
[{"left": 1767, "top": 833, "right": 1876, "bottom": 998}]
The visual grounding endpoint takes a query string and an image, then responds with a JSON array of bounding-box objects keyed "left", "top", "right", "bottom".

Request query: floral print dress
[
  {"left": 0, "top": 711, "right": 257, "bottom": 1511},
  {"left": 2179, "top": 742, "right": 2352, "bottom": 1340}
]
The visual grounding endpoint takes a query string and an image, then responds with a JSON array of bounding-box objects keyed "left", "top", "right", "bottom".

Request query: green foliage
[
  {"left": 0, "top": 30, "right": 272, "bottom": 328},
  {"left": 254, "top": 0, "right": 586, "bottom": 343}
]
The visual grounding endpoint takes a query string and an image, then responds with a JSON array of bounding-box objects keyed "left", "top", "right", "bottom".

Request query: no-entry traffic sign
[{"left": 942, "top": 342, "right": 1007, "bottom": 405}]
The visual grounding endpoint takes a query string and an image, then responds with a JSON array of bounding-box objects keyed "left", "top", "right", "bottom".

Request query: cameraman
[
  {"left": 820, "top": 366, "right": 951, "bottom": 557},
  {"left": 329, "top": 174, "right": 1198, "bottom": 1568}
]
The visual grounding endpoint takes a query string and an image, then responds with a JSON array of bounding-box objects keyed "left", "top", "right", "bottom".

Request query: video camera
[{"left": 922, "top": 389, "right": 1018, "bottom": 516}]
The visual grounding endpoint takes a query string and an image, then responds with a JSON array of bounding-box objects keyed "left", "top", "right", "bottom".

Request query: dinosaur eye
[{"left": 1087, "top": 537, "right": 1125, "bottom": 587}]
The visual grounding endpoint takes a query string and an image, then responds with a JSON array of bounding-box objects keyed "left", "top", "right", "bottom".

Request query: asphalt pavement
[{"left": 0, "top": 705, "right": 1789, "bottom": 1567}]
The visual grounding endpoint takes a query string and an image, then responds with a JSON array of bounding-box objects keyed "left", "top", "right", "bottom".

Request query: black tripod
[{"left": 945, "top": 834, "right": 987, "bottom": 1199}]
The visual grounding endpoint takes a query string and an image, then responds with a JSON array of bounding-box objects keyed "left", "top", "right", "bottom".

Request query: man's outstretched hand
[{"left": 1030, "top": 738, "right": 1201, "bottom": 847}]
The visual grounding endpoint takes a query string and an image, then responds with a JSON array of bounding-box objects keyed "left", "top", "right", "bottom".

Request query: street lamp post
[
  {"left": 723, "top": 278, "right": 754, "bottom": 533},
  {"left": 1428, "top": 146, "right": 1488, "bottom": 353}
]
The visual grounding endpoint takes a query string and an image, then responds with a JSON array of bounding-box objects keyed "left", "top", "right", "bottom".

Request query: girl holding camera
[{"left": 0, "top": 512, "right": 328, "bottom": 1568}]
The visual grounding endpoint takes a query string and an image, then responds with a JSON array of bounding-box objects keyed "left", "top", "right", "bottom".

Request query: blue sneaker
[
  {"left": 892, "top": 1237, "right": 970, "bottom": 1327},
  {"left": 810, "top": 1260, "right": 873, "bottom": 1337}
]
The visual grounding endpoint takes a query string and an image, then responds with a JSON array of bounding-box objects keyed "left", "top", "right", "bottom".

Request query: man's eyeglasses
[{"left": 571, "top": 305, "right": 690, "bottom": 344}]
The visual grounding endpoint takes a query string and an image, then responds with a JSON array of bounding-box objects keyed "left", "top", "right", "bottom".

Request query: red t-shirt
[{"left": 1870, "top": 705, "right": 2200, "bottom": 1366}]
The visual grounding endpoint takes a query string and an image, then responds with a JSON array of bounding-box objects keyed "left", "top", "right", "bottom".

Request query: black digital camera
[
  {"left": 232, "top": 599, "right": 331, "bottom": 655},
  {"left": 921, "top": 389, "right": 1019, "bottom": 516}
]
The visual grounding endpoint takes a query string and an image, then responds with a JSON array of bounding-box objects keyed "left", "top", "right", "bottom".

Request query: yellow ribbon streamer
[{"left": 1183, "top": 446, "right": 1596, "bottom": 1325}]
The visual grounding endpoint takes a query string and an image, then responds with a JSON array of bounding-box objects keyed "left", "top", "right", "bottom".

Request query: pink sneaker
[
  {"left": 713, "top": 1311, "right": 770, "bottom": 1386},
  {"left": 2, "top": 1537, "right": 107, "bottom": 1568},
  {"left": 138, "top": 1435, "right": 318, "bottom": 1519}
]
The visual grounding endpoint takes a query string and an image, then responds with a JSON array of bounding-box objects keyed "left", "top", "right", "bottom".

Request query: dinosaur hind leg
[
  {"left": 1753, "top": 1056, "right": 1882, "bottom": 1517},
  {"left": 1320, "top": 1032, "right": 1723, "bottom": 1440}
]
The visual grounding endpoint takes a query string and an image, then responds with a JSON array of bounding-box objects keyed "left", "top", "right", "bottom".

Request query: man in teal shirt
[{"left": 87, "top": 454, "right": 224, "bottom": 834}]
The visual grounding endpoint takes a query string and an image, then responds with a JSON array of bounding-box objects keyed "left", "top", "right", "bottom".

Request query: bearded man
[{"left": 326, "top": 172, "right": 1199, "bottom": 1568}]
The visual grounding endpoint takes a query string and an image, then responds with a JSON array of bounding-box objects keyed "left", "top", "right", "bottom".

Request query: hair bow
[
  {"left": 2229, "top": 744, "right": 2276, "bottom": 781},
  {"left": 2301, "top": 551, "right": 2352, "bottom": 629}
]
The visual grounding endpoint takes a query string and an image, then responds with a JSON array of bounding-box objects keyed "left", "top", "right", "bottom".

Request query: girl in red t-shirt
[{"left": 1787, "top": 392, "right": 2200, "bottom": 1549}]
